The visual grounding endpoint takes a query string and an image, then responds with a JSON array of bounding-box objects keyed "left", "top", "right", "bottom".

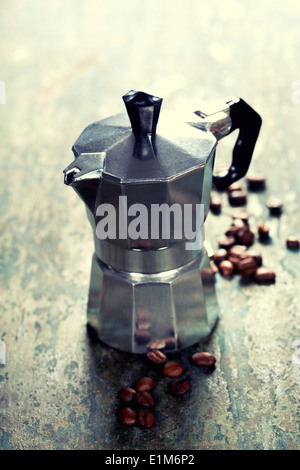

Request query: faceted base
[{"left": 87, "top": 246, "right": 219, "bottom": 354}]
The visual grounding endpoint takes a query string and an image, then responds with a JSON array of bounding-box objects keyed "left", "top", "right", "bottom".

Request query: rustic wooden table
[{"left": 0, "top": 0, "right": 299, "bottom": 450}]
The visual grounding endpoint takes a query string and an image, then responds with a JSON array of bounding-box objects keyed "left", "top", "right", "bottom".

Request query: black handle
[{"left": 213, "top": 98, "right": 262, "bottom": 191}]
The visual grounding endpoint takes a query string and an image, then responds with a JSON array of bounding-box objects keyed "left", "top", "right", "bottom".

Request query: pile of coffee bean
[{"left": 118, "top": 349, "right": 216, "bottom": 427}]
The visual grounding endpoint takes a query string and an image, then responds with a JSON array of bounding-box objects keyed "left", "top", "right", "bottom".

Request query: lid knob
[{"left": 122, "top": 90, "right": 162, "bottom": 136}]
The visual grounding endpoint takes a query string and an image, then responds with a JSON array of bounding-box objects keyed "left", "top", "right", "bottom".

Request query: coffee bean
[
  {"left": 219, "top": 260, "right": 234, "bottom": 277},
  {"left": 237, "top": 257, "right": 258, "bottom": 277},
  {"left": 147, "top": 349, "right": 167, "bottom": 365},
  {"left": 163, "top": 336, "right": 177, "bottom": 350},
  {"left": 218, "top": 235, "right": 235, "bottom": 249},
  {"left": 135, "top": 329, "right": 151, "bottom": 345},
  {"left": 254, "top": 268, "right": 276, "bottom": 284},
  {"left": 229, "top": 245, "right": 248, "bottom": 258},
  {"left": 135, "top": 377, "right": 155, "bottom": 392},
  {"left": 147, "top": 339, "right": 166, "bottom": 351},
  {"left": 225, "top": 225, "right": 241, "bottom": 237},
  {"left": 246, "top": 173, "right": 266, "bottom": 190},
  {"left": 258, "top": 223, "right": 270, "bottom": 241},
  {"left": 119, "top": 387, "right": 137, "bottom": 402},
  {"left": 237, "top": 227, "right": 255, "bottom": 246},
  {"left": 191, "top": 352, "right": 216, "bottom": 367},
  {"left": 267, "top": 197, "right": 282, "bottom": 215},
  {"left": 246, "top": 250, "right": 262, "bottom": 266},
  {"left": 286, "top": 236, "right": 299, "bottom": 250},
  {"left": 138, "top": 409, "right": 155, "bottom": 428},
  {"left": 119, "top": 407, "right": 136, "bottom": 426},
  {"left": 232, "top": 218, "right": 247, "bottom": 229},
  {"left": 213, "top": 248, "right": 228, "bottom": 264},
  {"left": 228, "top": 190, "right": 247, "bottom": 206},
  {"left": 171, "top": 378, "right": 191, "bottom": 395},
  {"left": 210, "top": 196, "right": 222, "bottom": 214},
  {"left": 162, "top": 361, "right": 184, "bottom": 378},
  {"left": 136, "top": 391, "right": 155, "bottom": 408}
]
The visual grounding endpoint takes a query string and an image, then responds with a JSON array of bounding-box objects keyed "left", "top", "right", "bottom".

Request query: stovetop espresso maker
[{"left": 63, "top": 90, "right": 261, "bottom": 353}]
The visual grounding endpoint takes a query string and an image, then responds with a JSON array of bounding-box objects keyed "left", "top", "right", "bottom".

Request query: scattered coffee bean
[
  {"left": 238, "top": 257, "right": 258, "bottom": 277},
  {"left": 213, "top": 248, "right": 228, "bottom": 264},
  {"left": 119, "top": 387, "right": 137, "bottom": 402},
  {"left": 119, "top": 407, "right": 136, "bottom": 426},
  {"left": 164, "top": 336, "right": 177, "bottom": 350},
  {"left": 246, "top": 173, "right": 266, "bottom": 190},
  {"left": 258, "top": 223, "right": 270, "bottom": 241},
  {"left": 254, "top": 268, "right": 276, "bottom": 284},
  {"left": 191, "top": 352, "right": 216, "bottom": 367},
  {"left": 136, "top": 391, "right": 155, "bottom": 408},
  {"left": 286, "top": 236, "right": 299, "bottom": 250},
  {"left": 171, "top": 378, "right": 191, "bottom": 395},
  {"left": 147, "top": 349, "right": 167, "bottom": 365},
  {"left": 138, "top": 409, "right": 155, "bottom": 428},
  {"left": 267, "top": 197, "right": 282, "bottom": 215},
  {"left": 135, "top": 377, "right": 155, "bottom": 392},
  {"left": 246, "top": 250, "right": 262, "bottom": 266},
  {"left": 135, "top": 329, "right": 151, "bottom": 345},
  {"left": 210, "top": 196, "right": 222, "bottom": 214},
  {"left": 147, "top": 339, "right": 166, "bottom": 350},
  {"left": 218, "top": 235, "right": 235, "bottom": 249},
  {"left": 228, "top": 190, "right": 247, "bottom": 206},
  {"left": 201, "top": 267, "right": 216, "bottom": 282},
  {"left": 162, "top": 362, "right": 184, "bottom": 378},
  {"left": 237, "top": 227, "right": 255, "bottom": 246},
  {"left": 219, "top": 260, "right": 234, "bottom": 277},
  {"left": 229, "top": 245, "right": 248, "bottom": 258},
  {"left": 225, "top": 225, "right": 241, "bottom": 237}
]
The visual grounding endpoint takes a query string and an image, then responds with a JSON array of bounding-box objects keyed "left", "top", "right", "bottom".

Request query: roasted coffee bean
[
  {"left": 218, "top": 235, "right": 235, "bottom": 249},
  {"left": 138, "top": 409, "right": 155, "bottom": 428},
  {"left": 228, "top": 190, "right": 247, "bottom": 206},
  {"left": 164, "top": 336, "right": 177, "bottom": 350},
  {"left": 191, "top": 352, "right": 216, "bottom": 367},
  {"left": 267, "top": 197, "right": 282, "bottom": 215},
  {"left": 146, "top": 339, "right": 166, "bottom": 350},
  {"left": 119, "top": 387, "right": 137, "bottom": 402},
  {"left": 147, "top": 349, "right": 167, "bottom": 365},
  {"left": 171, "top": 378, "right": 191, "bottom": 395},
  {"left": 229, "top": 245, "right": 248, "bottom": 258},
  {"left": 254, "top": 268, "right": 276, "bottom": 284},
  {"left": 237, "top": 227, "right": 255, "bottom": 246},
  {"left": 134, "top": 329, "right": 151, "bottom": 344},
  {"left": 225, "top": 225, "right": 241, "bottom": 237},
  {"left": 258, "top": 223, "right": 270, "bottom": 241},
  {"left": 246, "top": 173, "right": 266, "bottom": 190},
  {"left": 136, "top": 391, "right": 155, "bottom": 408},
  {"left": 201, "top": 267, "right": 215, "bottom": 282},
  {"left": 119, "top": 407, "right": 136, "bottom": 426},
  {"left": 226, "top": 182, "right": 243, "bottom": 193},
  {"left": 232, "top": 218, "right": 247, "bottom": 229},
  {"left": 135, "top": 377, "right": 155, "bottom": 392},
  {"left": 210, "top": 196, "right": 222, "bottom": 214},
  {"left": 162, "top": 361, "right": 184, "bottom": 378},
  {"left": 237, "top": 257, "right": 258, "bottom": 277},
  {"left": 213, "top": 248, "right": 228, "bottom": 264},
  {"left": 246, "top": 250, "right": 262, "bottom": 266},
  {"left": 286, "top": 236, "right": 300, "bottom": 250},
  {"left": 219, "top": 260, "right": 234, "bottom": 277}
]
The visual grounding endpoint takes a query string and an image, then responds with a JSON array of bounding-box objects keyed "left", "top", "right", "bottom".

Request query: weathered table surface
[{"left": 0, "top": 0, "right": 299, "bottom": 450}]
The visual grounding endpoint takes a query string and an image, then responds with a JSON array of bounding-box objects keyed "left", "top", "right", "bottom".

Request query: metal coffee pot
[{"left": 63, "top": 90, "right": 261, "bottom": 353}]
